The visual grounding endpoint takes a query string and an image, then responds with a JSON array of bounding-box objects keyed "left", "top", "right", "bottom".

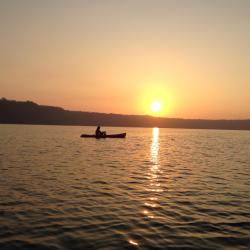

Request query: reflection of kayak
[{"left": 80, "top": 133, "right": 126, "bottom": 139}]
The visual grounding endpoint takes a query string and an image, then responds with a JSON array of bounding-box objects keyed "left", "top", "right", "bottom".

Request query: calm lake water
[{"left": 0, "top": 124, "right": 249, "bottom": 249}]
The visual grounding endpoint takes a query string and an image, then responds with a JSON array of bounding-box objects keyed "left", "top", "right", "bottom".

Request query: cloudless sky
[{"left": 0, "top": 0, "right": 249, "bottom": 118}]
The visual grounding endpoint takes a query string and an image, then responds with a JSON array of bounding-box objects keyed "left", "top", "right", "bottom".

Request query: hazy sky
[{"left": 0, "top": 0, "right": 249, "bottom": 118}]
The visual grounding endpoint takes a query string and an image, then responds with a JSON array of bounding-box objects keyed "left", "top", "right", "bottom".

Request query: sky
[{"left": 0, "top": 0, "right": 249, "bottom": 119}]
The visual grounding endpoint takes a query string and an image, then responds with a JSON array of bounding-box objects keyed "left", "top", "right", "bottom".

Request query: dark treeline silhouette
[{"left": 1, "top": 98, "right": 250, "bottom": 130}]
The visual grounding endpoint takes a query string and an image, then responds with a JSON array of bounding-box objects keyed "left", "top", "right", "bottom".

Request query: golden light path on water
[
  {"left": 146, "top": 127, "right": 163, "bottom": 214},
  {"left": 129, "top": 127, "right": 161, "bottom": 247}
]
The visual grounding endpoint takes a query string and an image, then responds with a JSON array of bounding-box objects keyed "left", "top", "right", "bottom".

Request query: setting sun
[{"left": 151, "top": 101, "right": 162, "bottom": 113}]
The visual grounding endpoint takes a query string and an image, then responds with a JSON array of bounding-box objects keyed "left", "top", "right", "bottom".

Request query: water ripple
[{"left": 0, "top": 125, "right": 250, "bottom": 249}]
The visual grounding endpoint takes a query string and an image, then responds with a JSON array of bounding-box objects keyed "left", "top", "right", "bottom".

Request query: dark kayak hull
[{"left": 80, "top": 133, "right": 126, "bottom": 138}]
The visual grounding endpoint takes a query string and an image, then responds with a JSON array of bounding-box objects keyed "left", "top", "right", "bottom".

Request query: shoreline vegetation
[{"left": 1, "top": 98, "right": 250, "bottom": 130}]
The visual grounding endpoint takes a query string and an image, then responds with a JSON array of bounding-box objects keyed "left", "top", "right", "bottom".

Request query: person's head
[{"left": 97, "top": 126, "right": 100, "bottom": 129}]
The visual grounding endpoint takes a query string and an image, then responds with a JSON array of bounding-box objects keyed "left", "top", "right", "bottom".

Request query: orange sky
[{"left": 0, "top": 0, "right": 250, "bottom": 119}]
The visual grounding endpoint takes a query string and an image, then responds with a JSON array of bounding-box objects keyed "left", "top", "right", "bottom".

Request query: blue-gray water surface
[{"left": 0, "top": 124, "right": 249, "bottom": 249}]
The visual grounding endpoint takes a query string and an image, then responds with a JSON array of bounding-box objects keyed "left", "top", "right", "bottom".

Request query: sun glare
[{"left": 151, "top": 101, "right": 161, "bottom": 113}]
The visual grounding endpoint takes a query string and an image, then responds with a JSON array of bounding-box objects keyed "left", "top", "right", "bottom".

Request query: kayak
[{"left": 80, "top": 133, "right": 126, "bottom": 139}]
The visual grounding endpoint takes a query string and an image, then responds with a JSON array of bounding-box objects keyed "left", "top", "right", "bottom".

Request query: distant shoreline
[{"left": 1, "top": 98, "right": 250, "bottom": 131}]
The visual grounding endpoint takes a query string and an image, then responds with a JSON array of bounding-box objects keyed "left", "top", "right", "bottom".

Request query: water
[{"left": 0, "top": 124, "right": 249, "bottom": 249}]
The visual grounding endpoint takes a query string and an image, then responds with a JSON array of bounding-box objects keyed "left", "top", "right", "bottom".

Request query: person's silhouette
[{"left": 95, "top": 126, "right": 106, "bottom": 137}]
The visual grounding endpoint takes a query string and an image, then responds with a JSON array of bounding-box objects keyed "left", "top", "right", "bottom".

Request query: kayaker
[{"left": 95, "top": 126, "right": 106, "bottom": 137}]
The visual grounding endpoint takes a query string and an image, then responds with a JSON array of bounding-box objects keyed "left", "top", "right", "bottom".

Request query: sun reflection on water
[
  {"left": 143, "top": 128, "right": 162, "bottom": 219},
  {"left": 151, "top": 127, "right": 159, "bottom": 164},
  {"left": 128, "top": 239, "right": 138, "bottom": 246}
]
